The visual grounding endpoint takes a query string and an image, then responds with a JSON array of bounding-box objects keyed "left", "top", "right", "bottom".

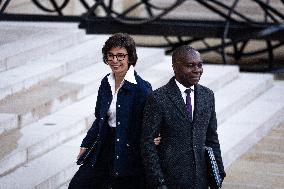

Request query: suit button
[
  {"left": 115, "top": 172, "right": 119, "bottom": 176},
  {"left": 117, "top": 122, "right": 120, "bottom": 125},
  {"left": 194, "top": 145, "right": 197, "bottom": 148},
  {"left": 116, "top": 138, "right": 120, "bottom": 142},
  {"left": 116, "top": 155, "right": 119, "bottom": 159},
  {"left": 118, "top": 105, "right": 120, "bottom": 107},
  {"left": 101, "top": 117, "right": 104, "bottom": 120}
]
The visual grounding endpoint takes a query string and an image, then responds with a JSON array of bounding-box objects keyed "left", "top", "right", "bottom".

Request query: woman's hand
[
  {"left": 154, "top": 134, "right": 161, "bottom": 145},
  {"left": 77, "top": 147, "right": 87, "bottom": 160}
]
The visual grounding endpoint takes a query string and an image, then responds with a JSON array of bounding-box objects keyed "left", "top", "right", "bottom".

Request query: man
[{"left": 141, "top": 45, "right": 226, "bottom": 189}]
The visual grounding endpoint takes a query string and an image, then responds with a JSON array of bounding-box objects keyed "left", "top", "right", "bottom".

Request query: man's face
[{"left": 173, "top": 51, "right": 203, "bottom": 88}]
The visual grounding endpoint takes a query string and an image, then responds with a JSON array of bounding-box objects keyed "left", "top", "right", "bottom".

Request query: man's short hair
[{"left": 172, "top": 45, "right": 197, "bottom": 64}]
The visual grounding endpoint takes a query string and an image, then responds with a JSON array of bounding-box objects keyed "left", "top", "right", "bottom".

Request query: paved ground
[{"left": 223, "top": 122, "right": 284, "bottom": 189}]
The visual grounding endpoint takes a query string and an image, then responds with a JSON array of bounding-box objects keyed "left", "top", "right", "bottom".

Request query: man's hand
[
  {"left": 77, "top": 147, "right": 87, "bottom": 160},
  {"left": 154, "top": 133, "right": 161, "bottom": 145}
]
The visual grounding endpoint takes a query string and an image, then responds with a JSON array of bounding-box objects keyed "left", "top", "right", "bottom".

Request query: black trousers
[
  {"left": 68, "top": 127, "right": 145, "bottom": 189},
  {"left": 69, "top": 165, "right": 143, "bottom": 189}
]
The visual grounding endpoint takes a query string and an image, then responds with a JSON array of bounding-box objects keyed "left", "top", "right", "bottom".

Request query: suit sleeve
[
  {"left": 205, "top": 92, "right": 226, "bottom": 177},
  {"left": 141, "top": 94, "right": 165, "bottom": 187}
]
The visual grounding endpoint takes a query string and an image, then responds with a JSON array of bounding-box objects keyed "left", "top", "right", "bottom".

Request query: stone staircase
[
  {"left": 0, "top": 22, "right": 284, "bottom": 189},
  {"left": 222, "top": 122, "right": 284, "bottom": 189}
]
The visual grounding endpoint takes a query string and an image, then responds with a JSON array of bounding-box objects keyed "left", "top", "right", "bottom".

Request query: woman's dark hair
[{"left": 102, "top": 33, "right": 138, "bottom": 67}]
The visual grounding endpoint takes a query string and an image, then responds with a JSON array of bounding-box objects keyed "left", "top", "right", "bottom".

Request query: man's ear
[{"left": 172, "top": 63, "right": 176, "bottom": 72}]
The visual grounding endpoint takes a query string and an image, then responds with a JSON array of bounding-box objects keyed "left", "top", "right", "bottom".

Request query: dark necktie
[{"left": 185, "top": 89, "right": 192, "bottom": 121}]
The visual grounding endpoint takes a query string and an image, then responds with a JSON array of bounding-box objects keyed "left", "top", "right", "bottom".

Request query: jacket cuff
[
  {"left": 157, "top": 178, "right": 165, "bottom": 186},
  {"left": 220, "top": 171, "right": 226, "bottom": 180}
]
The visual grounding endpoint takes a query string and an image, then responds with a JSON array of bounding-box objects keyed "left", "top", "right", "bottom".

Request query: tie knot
[{"left": 185, "top": 88, "right": 191, "bottom": 94}]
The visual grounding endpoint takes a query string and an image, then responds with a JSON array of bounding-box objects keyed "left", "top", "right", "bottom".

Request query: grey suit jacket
[{"left": 141, "top": 77, "right": 224, "bottom": 189}]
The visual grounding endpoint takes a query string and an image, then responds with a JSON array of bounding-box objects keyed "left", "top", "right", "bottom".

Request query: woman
[{"left": 68, "top": 33, "right": 152, "bottom": 189}]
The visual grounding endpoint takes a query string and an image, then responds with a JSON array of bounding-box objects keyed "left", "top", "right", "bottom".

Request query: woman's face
[{"left": 107, "top": 47, "right": 129, "bottom": 76}]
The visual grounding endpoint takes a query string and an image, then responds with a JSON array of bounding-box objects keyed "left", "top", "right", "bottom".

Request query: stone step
[
  {"left": 0, "top": 79, "right": 95, "bottom": 132},
  {"left": 0, "top": 35, "right": 109, "bottom": 101},
  {"left": 0, "top": 110, "right": 88, "bottom": 177},
  {"left": 135, "top": 47, "right": 165, "bottom": 72},
  {"left": 251, "top": 132, "right": 284, "bottom": 153},
  {"left": 0, "top": 133, "right": 85, "bottom": 189},
  {"left": 222, "top": 123, "right": 284, "bottom": 189},
  {"left": 222, "top": 182, "right": 283, "bottom": 189},
  {"left": 58, "top": 184, "right": 69, "bottom": 189},
  {"left": 139, "top": 56, "right": 173, "bottom": 89},
  {"left": 0, "top": 47, "right": 164, "bottom": 135},
  {"left": 219, "top": 81, "right": 284, "bottom": 168},
  {"left": 0, "top": 89, "right": 97, "bottom": 176},
  {"left": 200, "top": 64, "right": 239, "bottom": 92},
  {"left": 225, "top": 160, "right": 284, "bottom": 178},
  {"left": 0, "top": 22, "right": 92, "bottom": 72},
  {"left": 215, "top": 73, "right": 274, "bottom": 124},
  {"left": 223, "top": 160, "right": 284, "bottom": 189},
  {"left": 0, "top": 89, "right": 103, "bottom": 177},
  {"left": 0, "top": 113, "right": 17, "bottom": 136}
]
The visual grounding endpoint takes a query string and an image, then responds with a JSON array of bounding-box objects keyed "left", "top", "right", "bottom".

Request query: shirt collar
[
  {"left": 124, "top": 65, "right": 137, "bottom": 84},
  {"left": 107, "top": 65, "right": 137, "bottom": 86},
  {"left": 175, "top": 79, "right": 194, "bottom": 94}
]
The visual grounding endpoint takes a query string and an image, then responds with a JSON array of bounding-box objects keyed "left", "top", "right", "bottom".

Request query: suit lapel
[
  {"left": 193, "top": 84, "right": 206, "bottom": 125},
  {"left": 165, "top": 78, "right": 190, "bottom": 121}
]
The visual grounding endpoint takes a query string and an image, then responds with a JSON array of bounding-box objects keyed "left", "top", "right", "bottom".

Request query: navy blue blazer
[{"left": 81, "top": 71, "right": 152, "bottom": 177}]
